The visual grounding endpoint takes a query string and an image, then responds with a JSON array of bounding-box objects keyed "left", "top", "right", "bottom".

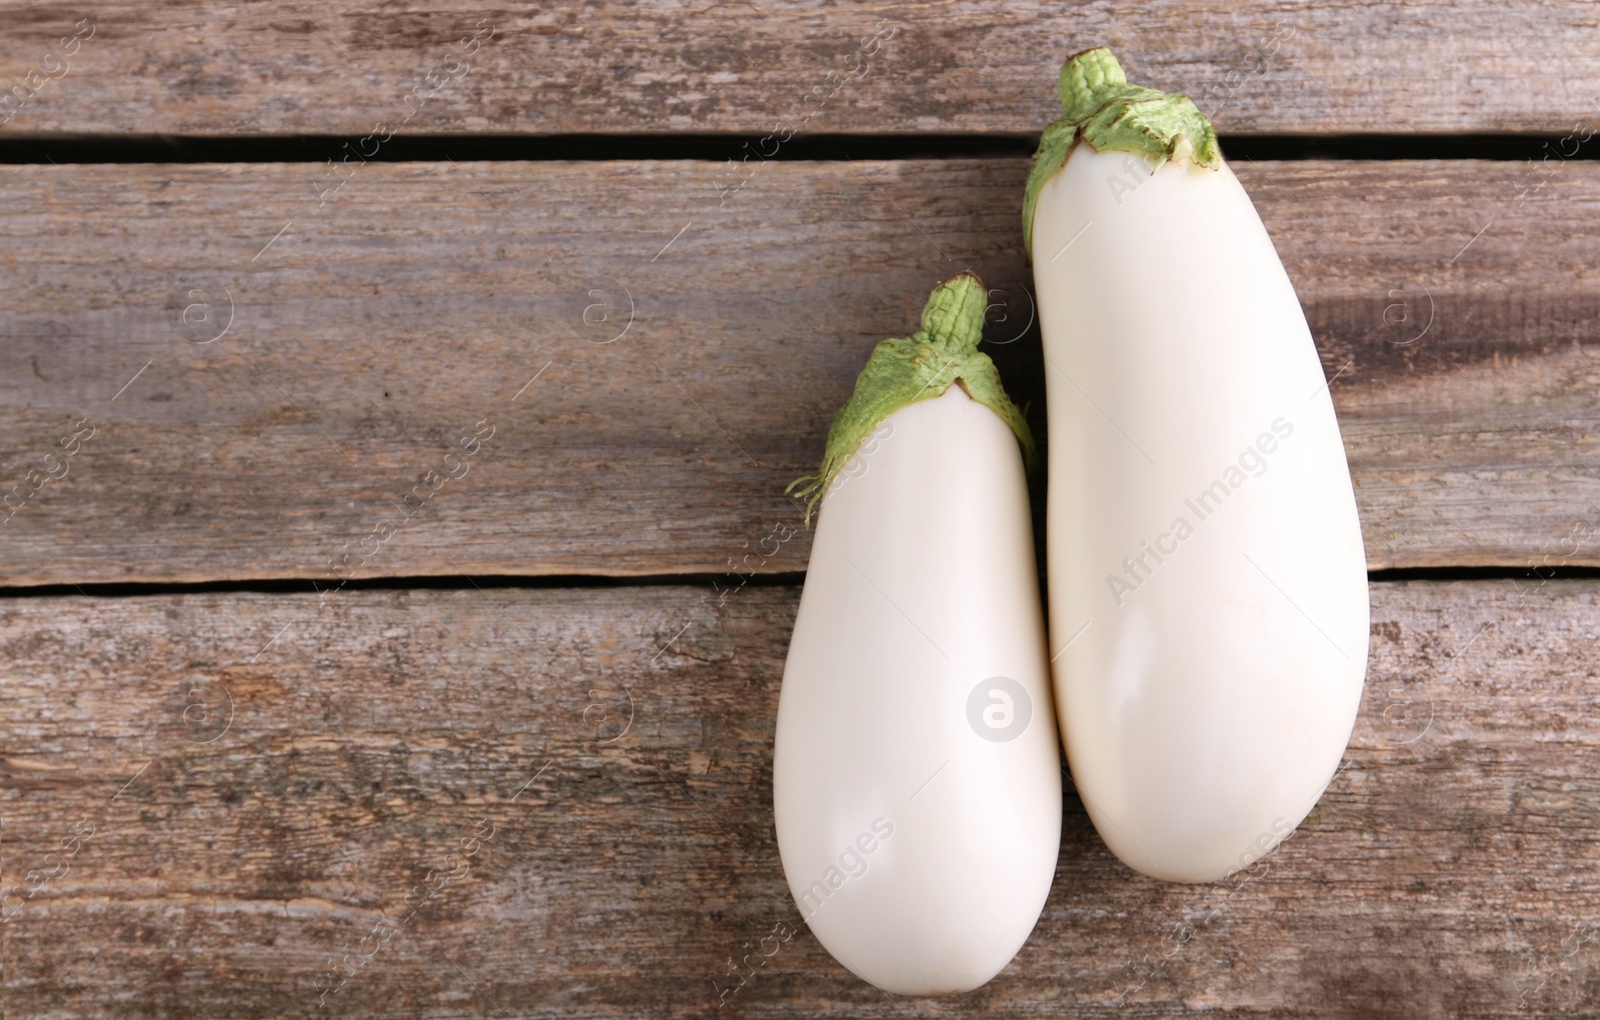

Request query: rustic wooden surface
[
  {"left": 2, "top": 2, "right": 1599, "bottom": 136},
  {"left": 3, "top": 158, "right": 1600, "bottom": 586},
  {"left": 0, "top": 581, "right": 1593, "bottom": 1018},
  {"left": 4, "top": 1, "right": 1597, "bottom": 1016}
]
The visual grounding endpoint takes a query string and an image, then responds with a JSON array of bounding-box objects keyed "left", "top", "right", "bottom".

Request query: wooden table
[{"left": 2, "top": 3, "right": 1598, "bottom": 1016}]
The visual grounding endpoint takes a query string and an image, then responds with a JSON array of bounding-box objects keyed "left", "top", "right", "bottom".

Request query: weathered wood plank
[
  {"left": 1, "top": 2, "right": 1598, "bottom": 136},
  {"left": 0, "top": 580, "right": 1594, "bottom": 1017},
  {"left": 2, "top": 158, "right": 1597, "bottom": 586}
]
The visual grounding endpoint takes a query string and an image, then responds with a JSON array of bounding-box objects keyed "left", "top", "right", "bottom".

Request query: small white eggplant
[
  {"left": 1023, "top": 49, "right": 1369, "bottom": 883},
  {"left": 773, "top": 273, "right": 1061, "bottom": 994}
]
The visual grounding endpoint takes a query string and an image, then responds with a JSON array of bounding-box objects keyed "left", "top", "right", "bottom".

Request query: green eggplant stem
[
  {"left": 787, "top": 272, "right": 1036, "bottom": 527},
  {"left": 1022, "top": 46, "right": 1221, "bottom": 261}
]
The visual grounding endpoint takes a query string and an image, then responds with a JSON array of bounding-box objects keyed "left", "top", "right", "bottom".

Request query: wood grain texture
[
  {"left": 2, "top": 2, "right": 1600, "bottom": 136},
  {"left": 0, "top": 580, "right": 1594, "bottom": 1017},
  {"left": 2, "top": 157, "right": 1598, "bottom": 586}
]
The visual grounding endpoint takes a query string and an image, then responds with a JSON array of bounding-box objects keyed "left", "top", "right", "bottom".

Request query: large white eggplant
[
  {"left": 773, "top": 273, "right": 1061, "bottom": 993},
  {"left": 1023, "top": 49, "right": 1369, "bottom": 883}
]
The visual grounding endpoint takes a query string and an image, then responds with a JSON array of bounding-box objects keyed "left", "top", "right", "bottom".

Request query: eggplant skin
[
  {"left": 1032, "top": 145, "right": 1369, "bottom": 884},
  {"left": 774, "top": 387, "right": 1062, "bottom": 993}
]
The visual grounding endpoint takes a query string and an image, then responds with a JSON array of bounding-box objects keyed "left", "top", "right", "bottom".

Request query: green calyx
[
  {"left": 1022, "top": 46, "right": 1221, "bottom": 260},
  {"left": 787, "top": 272, "right": 1036, "bottom": 526}
]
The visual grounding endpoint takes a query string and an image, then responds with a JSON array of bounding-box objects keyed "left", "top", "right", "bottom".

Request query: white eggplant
[
  {"left": 774, "top": 274, "right": 1061, "bottom": 993},
  {"left": 1023, "top": 49, "right": 1369, "bottom": 883}
]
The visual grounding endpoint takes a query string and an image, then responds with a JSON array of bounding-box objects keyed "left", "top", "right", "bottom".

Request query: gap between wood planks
[
  {"left": 0, "top": 567, "right": 1593, "bottom": 601},
  {"left": 0, "top": 133, "right": 1595, "bottom": 164}
]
